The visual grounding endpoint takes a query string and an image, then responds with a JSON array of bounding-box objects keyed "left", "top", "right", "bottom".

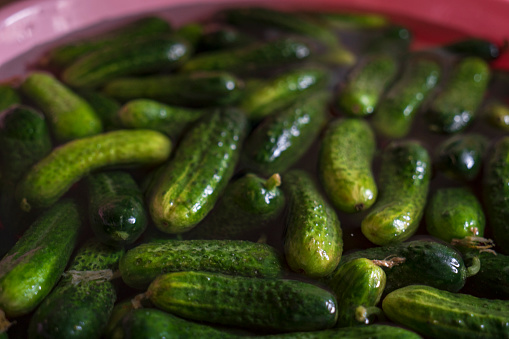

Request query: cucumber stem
[
  {"left": 0, "top": 310, "right": 13, "bottom": 333},
  {"left": 466, "top": 256, "right": 481, "bottom": 277},
  {"left": 451, "top": 236, "right": 495, "bottom": 251},
  {"left": 264, "top": 173, "right": 281, "bottom": 190},
  {"left": 63, "top": 269, "right": 115, "bottom": 285},
  {"left": 372, "top": 256, "right": 406, "bottom": 268},
  {"left": 355, "top": 305, "right": 385, "bottom": 324},
  {"left": 131, "top": 292, "right": 150, "bottom": 309}
]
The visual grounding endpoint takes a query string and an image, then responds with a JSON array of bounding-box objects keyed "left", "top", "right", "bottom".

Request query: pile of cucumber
[{"left": 1, "top": 6, "right": 509, "bottom": 339}]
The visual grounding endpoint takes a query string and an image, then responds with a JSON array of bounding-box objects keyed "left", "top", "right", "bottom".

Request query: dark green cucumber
[
  {"left": 463, "top": 251, "right": 509, "bottom": 299},
  {"left": 240, "top": 66, "right": 330, "bottom": 120},
  {"left": 16, "top": 129, "right": 171, "bottom": 211},
  {"left": 183, "top": 173, "right": 285, "bottom": 240},
  {"left": 425, "top": 56, "right": 490, "bottom": 133},
  {"left": 103, "top": 71, "right": 243, "bottom": 107},
  {"left": 87, "top": 171, "right": 148, "bottom": 246},
  {"left": 434, "top": 133, "right": 488, "bottom": 181},
  {"left": 28, "top": 239, "right": 124, "bottom": 339},
  {"left": 336, "top": 54, "right": 398, "bottom": 117},
  {"left": 117, "top": 99, "right": 205, "bottom": 138},
  {"left": 242, "top": 92, "right": 329, "bottom": 176},
  {"left": 147, "top": 108, "right": 247, "bottom": 234},
  {"left": 383, "top": 285, "right": 509, "bottom": 339},
  {"left": 425, "top": 188, "right": 485, "bottom": 242},
  {"left": 199, "top": 27, "right": 255, "bottom": 52},
  {"left": 361, "top": 141, "right": 431, "bottom": 246},
  {"left": 46, "top": 17, "right": 172, "bottom": 67},
  {"left": 0, "top": 85, "right": 20, "bottom": 112},
  {"left": 318, "top": 118, "right": 377, "bottom": 213},
  {"left": 483, "top": 100, "right": 509, "bottom": 131},
  {"left": 62, "top": 36, "right": 191, "bottom": 88},
  {"left": 443, "top": 38, "right": 501, "bottom": 60},
  {"left": 79, "top": 90, "right": 121, "bottom": 130},
  {"left": 283, "top": 170, "right": 343, "bottom": 278},
  {"left": 0, "top": 200, "right": 80, "bottom": 317},
  {"left": 20, "top": 72, "right": 103, "bottom": 142},
  {"left": 372, "top": 54, "right": 442, "bottom": 138},
  {"left": 119, "top": 239, "right": 282, "bottom": 289},
  {"left": 325, "top": 258, "right": 385, "bottom": 327},
  {"left": 148, "top": 271, "right": 338, "bottom": 332}
]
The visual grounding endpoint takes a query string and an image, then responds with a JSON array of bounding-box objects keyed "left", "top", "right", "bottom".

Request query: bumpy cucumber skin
[
  {"left": 337, "top": 55, "right": 398, "bottom": 117},
  {"left": 361, "top": 141, "right": 431, "bottom": 246},
  {"left": 318, "top": 118, "right": 377, "bottom": 213},
  {"left": 0, "top": 85, "right": 20, "bottom": 112},
  {"left": 283, "top": 170, "right": 343, "bottom": 278},
  {"left": 425, "top": 187, "right": 485, "bottom": 242},
  {"left": 148, "top": 108, "right": 247, "bottom": 234},
  {"left": 148, "top": 271, "right": 338, "bottom": 332},
  {"left": 425, "top": 57, "right": 490, "bottom": 133},
  {"left": 79, "top": 90, "right": 121, "bottom": 130},
  {"left": 372, "top": 54, "right": 441, "bottom": 138},
  {"left": 87, "top": 171, "right": 148, "bottom": 246},
  {"left": 119, "top": 239, "right": 282, "bottom": 289},
  {"left": 242, "top": 92, "right": 329, "bottom": 176},
  {"left": 28, "top": 240, "right": 124, "bottom": 339},
  {"left": 16, "top": 129, "right": 171, "bottom": 211},
  {"left": 464, "top": 251, "right": 509, "bottom": 298},
  {"left": 0, "top": 200, "right": 80, "bottom": 317},
  {"left": 383, "top": 285, "right": 509, "bottom": 339},
  {"left": 20, "top": 72, "right": 103, "bottom": 142}
]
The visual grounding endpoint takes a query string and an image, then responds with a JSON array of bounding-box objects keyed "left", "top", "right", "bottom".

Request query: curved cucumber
[
  {"left": 16, "top": 129, "right": 171, "bottom": 211},
  {"left": 318, "top": 118, "right": 377, "bottom": 213},
  {"left": 361, "top": 140, "right": 431, "bottom": 246},
  {"left": 0, "top": 85, "right": 20, "bottom": 112}
]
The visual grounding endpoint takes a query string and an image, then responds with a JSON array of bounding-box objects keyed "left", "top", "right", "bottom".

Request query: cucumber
[
  {"left": 483, "top": 100, "right": 509, "bottom": 131},
  {"left": 382, "top": 285, "right": 509, "bottom": 339},
  {"left": 174, "top": 22, "right": 204, "bottom": 47},
  {"left": 463, "top": 251, "right": 509, "bottom": 299},
  {"left": 372, "top": 54, "right": 442, "bottom": 138},
  {"left": 283, "top": 170, "right": 343, "bottom": 278},
  {"left": 0, "top": 85, "right": 20, "bottom": 112},
  {"left": 425, "top": 187, "right": 485, "bottom": 242},
  {"left": 20, "top": 72, "right": 103, "bottom": 142},
  {"left": 79, "top": 90, "right": 121, "bottom": 130},
  {"left": 103, "top": 301, "right": 134, "bottom": 339},
  {"left": 434, "top": 133, "right": 488, "bottom": 181},
  {"left": 315, "top": 12, "right": 389, "bottom": 29},
  {"left": 119, "top": 239, "right": 282, "bottom": 289},
  {"left": 62, "top": 36, "right": 191, "bottom": 88},
  {"left": 28, "top": 239, "right": 124, "bottom": 339},
  {"left": 87, "top": 171, "right": 148, "bottom": 246},
  {"left": 16, "top": 129, "right": 171, "bottom": 211},
  {"left": 425, "top": 56, "right": 490, "bottom": 133},
  {"left": 199, "top": 27, "right": 255, "bottom": 51},
  {"left": 361, "top": 140, "right": 431, "bottom": 246},
  {"left": 318, "top": 118, "right": 377, "bottom": 213},
  {"left": 443, "top": 38, "right": 500, "bottom": 60},
  {"left": 364, "top": 25, "right": 412, "bottom": 56},
  {"left": 0, "top": 200, "right": 80, "bottom": 317},
  {"left": 147, "top": 108, "right": 247, "bottom": 234},
  {"left": 242, "top": 92, "right": 329, "bottom": 176},
  {"left": 148, "top": 271, "right": 338, "bottom": 332}
]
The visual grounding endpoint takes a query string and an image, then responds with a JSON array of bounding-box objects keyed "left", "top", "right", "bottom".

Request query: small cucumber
[
  {"left": 0, "top": 200, "right": 80, "bottom": 317},
  {"left": 425, "top": 56, "right": 490, "bottom": 133},
  {"left": 318, "top": 118, "right": 377, "bottom": 213},
  {"left": 434, "top": 133, "right": 488, "bottom": 181},
  {"left": 483, "top": 100, "right": 509, "bottom": 131},
  {"left": 336, "top": 54, "right": 398, "bottom": 117},
  {"left": 425, "top": 187, "right": 485, "bottom": 242},
  {"left": 199, "top": 27, "right": 255, "bottom": 52},
  {"left": 361, "top": 140, "right": 431, "bottom": 246},
  {"left": 383, "top": 285, "right": 509, "bottom": 339},
  {"left": 20, "top": 72, "right": 103, "bottom": 142},
  {"left": 119, "top": 239, "right": 282, "bottom": 289},
  {"left": 16, "top": 129, "right": 171, "bottom": 211},
  {"left": 79, "top": 90, "right": 121, "bottom": 130},
  {"left": 463, "top": 251, "right": 509, "bottom": 299},
  {"left": 283, "top": 170, "right": 343, "bottom": 278},
  {"left": 443, "top": 38, "right": 500, "bottom": 60},
  {"left": 0, "top": 85, "right": 20, "bottom": 112},
  {"left": 148, "top": 271, "right": 338, "bottom": 332},
  {"left": 62, "top": 36, "right": 191, "bottom": 88},
  {"left": 28, "top": 240, "right": 124, "bottom": 339},
  {"left": 87, "top": 171, "right": 148, "bottom": 246},
  {"left": 372, "top": 54, "right": 442, "bottom": 138},
  {"left": 147, "top": 108, "right": 247, "bottom": 234},
  {"left": 242, "top": 92, "right": 329, "bottom": 176}
]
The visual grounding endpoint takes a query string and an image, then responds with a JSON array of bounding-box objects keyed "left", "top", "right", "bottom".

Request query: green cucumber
[
  {"left": 382, "top": 285, "right": 509, "bottom": 339},
  {"left": 283, "top": 170, "right": 343, "bottom": 278},
  {"left": 443, "top": 38, "right": 500, "bottom": 60},
  {"left": 425, "top": 56, "right": 490, "bottom": 133},
  {"left": 314, "top": 12, "right": 389, "bottom": 29},
  {"left": 147, "top": 108, "right": 247, "bottom": 234},
  {"left": 79, "top": 90, "right": 121, "bottom": 130},
  {"left": 20, "top": 72, "right": 103, "bottom": 142},
  {"left": 372, "top": 54, "right": 442, "bottom": 138},
  {"left": 28, "top": 239, "right": 124, "bottom": 339},
  {"left": 425, "top": 187, "right": 485, "bottom": 242},
  {"left": 483, "top": 100, "right": 509, "bottom": 131},
  {"left": 0, "top": 200, "right": 80, "bottom": 317},
  {"left": 62, "top": 36, "right": 191, "bottom": 88},
  {"left": 16, "top": 129, "right": 171, "bottom": 211},
  {"left": 463, "top": 251, "right": 509, "bottom": 299},
  {"left": 199, "top": 27, "right": 255, "bottom": 51},
  {"left": 174, "top": 22, "right": 204, "bottom": 48},
  {"left": 87, "top": 171, "right": 148, "bottom": 246},
  {"left": 242, "top": 92, "right": 329, "bottom": 176},
  {"left": 0, "top": 85, "right": 20, "bottom": 112},
  {"left": 148, "top": 271, "right": 338, "bottom": 332},
  {"left": 119, "top": 239, "right": 282, "bottom": 289},
  {"left": 361, "top": 140, "right": 431, "bottom": 246},
  {"left": 318, "top": 118, "right": 377, "bottom": 213}
]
